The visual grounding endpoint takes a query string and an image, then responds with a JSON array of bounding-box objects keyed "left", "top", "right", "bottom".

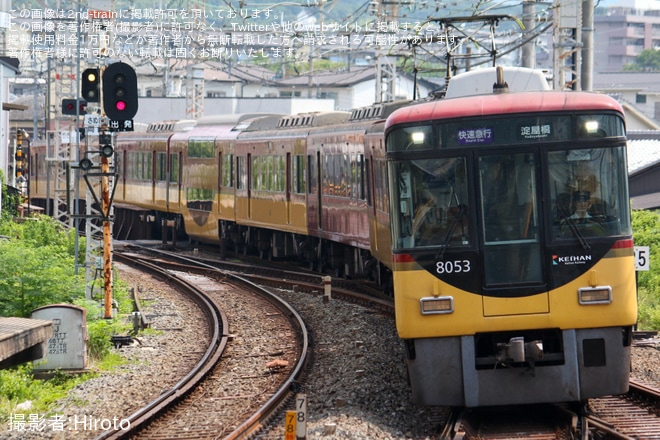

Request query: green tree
[
  {"left": 0, "top": 216, "right": 85, "bottom": 317},
  {"left": 624, "top": 48, "right": 660, "bottom": 71},
  {"left": 0, "top": 170, "right": 21, "bottom": 221}
]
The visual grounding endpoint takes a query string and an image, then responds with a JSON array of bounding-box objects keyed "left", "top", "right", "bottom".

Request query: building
[
  {"left": 0, "top": 56, "right": 22, "bottom": 187},
  {"left": 594, "top": 2, "right": 660, "bottom": 72},
  {"left": 593, "top": 71, "right": 660, "bottom": 127},
  {"left": 627, "top": 134, "right": 660, "bottom": 209}
]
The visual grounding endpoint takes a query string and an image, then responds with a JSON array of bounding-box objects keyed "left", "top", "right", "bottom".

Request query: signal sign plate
[{"left": 108, "top": 119, "right": 135, "bottom": 132}]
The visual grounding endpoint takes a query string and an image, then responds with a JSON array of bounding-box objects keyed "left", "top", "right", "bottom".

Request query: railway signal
[
  {"left": 15, "top": 129, "right": 24, "bottom": 179},
  {"left": 62, "top": 98, "right": 87, "bottom": 115},
  {"left": 82, "top": 68, "right": 100, "bottom": 103},
  {"left": 102, "top": 62, "right": 138, "bottom": 121}
]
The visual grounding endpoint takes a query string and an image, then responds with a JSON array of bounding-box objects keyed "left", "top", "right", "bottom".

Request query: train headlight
[
  {"left": 578, "top": 286, "right": 612, "bottom": 305},
  {"left": 584, "top": 120, "right": 599, "bottom": 134},
  {"left": 411, "top": 131, "right": 425, "bottom": 144},
  {"left": 420, "top": 296, "right": 454, "bottom": 315}
]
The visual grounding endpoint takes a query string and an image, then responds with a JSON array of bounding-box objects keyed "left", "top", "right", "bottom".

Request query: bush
[{"left": 632, "top": 209, "right": 660, "bottom": 330}]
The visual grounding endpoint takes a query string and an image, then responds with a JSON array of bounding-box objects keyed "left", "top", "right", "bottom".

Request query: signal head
[
  {"left": 62, "top": 98, "right": 87, "bottom": 115},
  {"left": 102, "top": 63, "right": 138, "bottom": 121},
  {"left": 82, "top": 68, "right": 101, "bottom": 103}
]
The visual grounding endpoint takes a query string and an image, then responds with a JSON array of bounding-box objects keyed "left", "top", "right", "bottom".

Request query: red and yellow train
[{"left": 28, "top": 67, "right": 637, "bottom": 407}]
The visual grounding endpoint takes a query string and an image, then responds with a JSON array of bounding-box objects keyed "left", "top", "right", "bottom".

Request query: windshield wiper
[
  {"left": 435, "top": 204, "right": 466, "bottom": 260},
  {"left": 560, "top": 215, "right": 591, "bottom": 250}
]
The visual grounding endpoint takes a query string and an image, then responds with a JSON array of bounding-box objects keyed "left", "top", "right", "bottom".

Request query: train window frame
[
  {"left": 156, "top": 152, "right": 167, "bottom": 182},
  {"left": 188, "top": 138, "right": 215, "bottom": 159},
  {"left": 292, "top": 154, "right": 306, "bottom": 194},
  {"left": 236, "top": 156, "right": 247, "bottom": 190},
  {"left": 220, "top": 152, "right": 234, "bottom": 188},
  {"left": 390, "top": 155, "right": 471, "bottom": 250}
]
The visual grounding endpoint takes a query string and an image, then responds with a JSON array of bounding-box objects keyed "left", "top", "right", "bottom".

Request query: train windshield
[
  {"left": 391, "top": 157, "right": 470, "bottom": 249},
  {"left": 549, "top": 146, "right": 631, "bottom": 240},
  {"left": 388, "top": 130, "right": 630, "bottom": 255}
]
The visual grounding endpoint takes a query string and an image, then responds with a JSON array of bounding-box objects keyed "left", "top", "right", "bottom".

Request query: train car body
[
  {"left": 384, "top": 70, "right": 636, "bottom": 407},
  {"left": 171, "top": 114, "right": 260, "bottom": 245},
  {"left": 115, "top": 120, "right": 195, "bottom": 213}
]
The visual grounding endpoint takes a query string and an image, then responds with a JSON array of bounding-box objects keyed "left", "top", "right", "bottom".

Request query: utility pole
[
  {"left": 581, "top": 0, "right": 595, "bottom": 91},
  {"left": 553, "top": 0, "right": 583, "bottom": 90},
  {"left": 522, "top": 0, "right": 537, "bottom": 68},
  {"left": 371, "top": 0, "right": 399, "bottom": 103}
]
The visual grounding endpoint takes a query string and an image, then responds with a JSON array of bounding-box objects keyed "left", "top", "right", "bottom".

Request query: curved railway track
[{"left": 94, "top": 251, "right": 309, "bottom": 440}]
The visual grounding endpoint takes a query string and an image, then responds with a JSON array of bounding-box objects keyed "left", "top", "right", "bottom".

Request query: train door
[
  {"left": 167, "top": 151, "right": 181, "bottom": 210},
  {"left": 478, "top": 152, "right": 547, "bottom": 315},
  {"left": 317, "top": 151, "right": 323, "bottom": 230},
  {"left": 365, "top": 154, "right": 378, "bottom": 248},
  {"left": 247, "top": 153, "right": 252, "bottom": 219},
  {"left": 286, "top": 152, "right": 291, "bottom": 224},
  {"left": 151, "top": 149, "right": 156, "bottom": 205}
]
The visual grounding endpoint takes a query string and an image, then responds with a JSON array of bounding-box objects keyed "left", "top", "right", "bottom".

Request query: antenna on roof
[{"left": 493, "top": 66, "right": 509, "bottom": 94}]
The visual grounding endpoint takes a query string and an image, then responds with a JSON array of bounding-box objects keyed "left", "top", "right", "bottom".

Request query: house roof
[
  {"left": 275, "top": 67, "right": 375, "bottom": 87},
  {"left": 627, "top": 138, "right": 660, "bottom": 175},
  {"left": 593, "top": 72, "right": 660, "bottom": 94},
  {"left": 202, "top": 61, "right": 277, "bottom": 83},
  {"left": 0, "top": 57, "right": 20, "bottom": 74}
]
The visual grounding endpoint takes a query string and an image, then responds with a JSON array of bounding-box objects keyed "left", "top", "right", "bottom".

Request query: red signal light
[
  {"left": 116, "top": 101, "right": 126, "bottom": 111},
  {"left": 62, "top": 98, "right": 87, "bottom": 115}
]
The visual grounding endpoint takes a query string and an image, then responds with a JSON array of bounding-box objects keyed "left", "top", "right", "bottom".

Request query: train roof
[
  {"left": 385, "top": 91, "right": 625, "bottom": 130},
  {"left": 146, "top": 120, "right": 196, "bottom": 132},
  {"left": 444, "top": 66, "right": 550, "bottom": 99},
  {"left": 276, "top": 111, "right": 350, "bottom": 128},
  {"left": 196, "top": 113, "right": 282, "bottom": 126},
  {"left": 348, "top": 101, "right": 411, "bottom": 121}
]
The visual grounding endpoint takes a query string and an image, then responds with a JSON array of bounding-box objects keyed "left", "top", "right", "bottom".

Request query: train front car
[{"left": 385, "top": 74, "right": 636, "bottom": 407}]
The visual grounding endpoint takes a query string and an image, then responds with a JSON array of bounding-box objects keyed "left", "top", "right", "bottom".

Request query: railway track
[
  {"left": 95, "top": 251, "right": 309, "bottom": 439},
  {"left": 441, "top": 379, "right": 660, "bottom": 439}
]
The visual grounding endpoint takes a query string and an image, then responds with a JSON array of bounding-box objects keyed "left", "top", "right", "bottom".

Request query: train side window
[
  {"left": 292, "top": 154, "right": 306, "bottom": 194},
  {"left": 307, "top": 154, "right": 317, "bottom": 194},
  {"left": 156, "top": 153, "right": 167, "bottom": 181},
  {"left": 170, "top": 153, "right": 179, "bottom": 183},
  {"left": 236, "top": 156, "right": 247, "bottom": 190},
  {"left": 221, "top": 153, "right": 234, "bottom": 188}
]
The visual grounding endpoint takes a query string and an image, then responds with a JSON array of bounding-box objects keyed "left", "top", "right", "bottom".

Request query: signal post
[{"left": 72, "top": 62, "right": 138, "bottom": 319}]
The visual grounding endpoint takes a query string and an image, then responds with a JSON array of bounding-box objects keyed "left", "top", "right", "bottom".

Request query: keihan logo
[{"left": 553, "top": 254, "right": 592, "bottom": 265}]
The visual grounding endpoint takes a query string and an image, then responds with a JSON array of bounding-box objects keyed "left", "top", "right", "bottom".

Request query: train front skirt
[{"left": 405, "top": 326, "right": 631, "bottom": 407}]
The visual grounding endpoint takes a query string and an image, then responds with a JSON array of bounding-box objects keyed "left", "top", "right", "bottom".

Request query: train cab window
[
  {"left": 391, "top": 157, "right": 469, "bottom": 249},
  {"left": 479, "top": 153, "right": 542, "bottom": 286},
  {"left": 549, "top": 146, "right": 631, "bottom": 240}
]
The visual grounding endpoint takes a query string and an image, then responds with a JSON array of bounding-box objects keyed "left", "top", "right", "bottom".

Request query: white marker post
[
  {"left": 296, "top": 393, "right": 307, "bottom": 439},
  {"left": 635, "top": 246, "right": 650, "bottom": 271}
]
